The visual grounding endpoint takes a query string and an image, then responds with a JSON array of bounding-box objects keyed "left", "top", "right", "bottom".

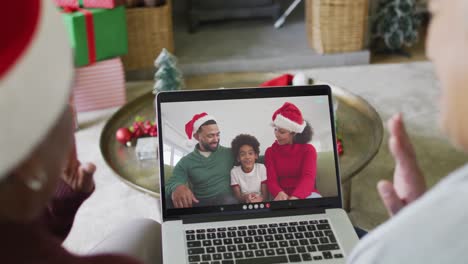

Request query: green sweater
[{"left": 165, "top": 145, "right": 234, "bottom": 199}]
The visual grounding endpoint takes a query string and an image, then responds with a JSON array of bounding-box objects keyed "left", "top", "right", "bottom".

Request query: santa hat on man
[
  {"left": 185, "top": 112, "right": 217, "bottom": 141},
  {"left": 272, "top": 102, "right": 306, "bottom": 133},
  {"left": 0, "top": 0, "right": 73, "bottom": 179}
]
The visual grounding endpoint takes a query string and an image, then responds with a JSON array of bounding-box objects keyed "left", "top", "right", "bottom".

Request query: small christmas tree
[
  {"left": 153, "top": 48, "right": 184, "bottom": 94},
  {"left": 371, "top": 0, "right": 421, "bottom": 55}
]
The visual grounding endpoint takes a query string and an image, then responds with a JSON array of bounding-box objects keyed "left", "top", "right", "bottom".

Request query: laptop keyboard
[{"left": 185, "top": 219, "right": 343, "bottom": 263}]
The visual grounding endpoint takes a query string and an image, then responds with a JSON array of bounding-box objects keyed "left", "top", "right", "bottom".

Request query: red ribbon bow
[{"left": 63, "top": 7, "right": 96, "bottom": 65}]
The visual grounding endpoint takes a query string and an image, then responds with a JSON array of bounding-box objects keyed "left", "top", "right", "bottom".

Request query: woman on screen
[{"left": 264, "top": 102, "right": 321, "bottom": 200}]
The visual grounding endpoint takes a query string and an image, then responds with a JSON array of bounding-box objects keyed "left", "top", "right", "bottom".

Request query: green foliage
[
  {"left": 153, "top": 48, "right": 185, "bottom": 94},
  {"left": 372, "top": 0, "right": 421, "bottom": 51}
]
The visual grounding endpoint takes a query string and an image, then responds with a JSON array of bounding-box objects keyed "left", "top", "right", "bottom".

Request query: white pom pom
[{"left": 292, "top": 72, "right": 308, "bottom": 86}]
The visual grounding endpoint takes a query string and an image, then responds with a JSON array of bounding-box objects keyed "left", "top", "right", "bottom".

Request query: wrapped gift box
[
  {"left": 54, "top": 0, "right": 124, "bottom": 9},
  {"left": 62, "top": 6, "right": 128, "bottom": 67},
  {"left": 72, "top": 58, "right": 126, "bottom": 112}
]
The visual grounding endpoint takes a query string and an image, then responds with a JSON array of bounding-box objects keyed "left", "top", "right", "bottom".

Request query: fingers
[
  {"left": 80, "top": 162, "right": 96, "bottom": 176},
  {"left": 172, "top": 186, "right": 196, "bottom": 208},
  {"left": 377, "top": 180, "right": 405, "bottom": 216},
  {"left": 78, "top": 162, "right": 96, "bottom": 193},
  {"left": 177, "top": 194, "right": 198, "bottom": 208},
  {"left": 173, "top": 198, "right": 186, "bottom": 208},
  {"left": 388, "top": 113, "right": 415, "bottom": 159},
  {"left": 174, "top": 200, "right": 183, "bottom": 208}
]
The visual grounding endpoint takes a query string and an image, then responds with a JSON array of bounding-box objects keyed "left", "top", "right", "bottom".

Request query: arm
[
  {"left": 231, "top": 169, "right": 245, "bottom": 202},
  {"left": 166, "top": 159, "right": 198, "bottom": 208},
  {"left": 40, "top": 160, "right": 95, "bottom": 241},
  {"left": 260, "top": 183, "right": 268, "bottom": 201},
  {"left": 264, "top": 148, "right": 284, "bottom": 198},
  {"left": 232, "top": 186, "right": 246, "bottom": 202},
  {"left": 257, "top": 165, "right": 268, "bottom": 201},
  {"left": 291, "top": 145, "right": 317, "bottom": 199},
  {"left": 165, "top": 160, "right": 190, "bottom": 198},
  {"left": 377, "top": 113, "right": 426, "bottom": 216}
]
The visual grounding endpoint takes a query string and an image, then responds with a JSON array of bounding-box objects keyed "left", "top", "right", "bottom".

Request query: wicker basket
[
  {"left": 122, "top": 0, "right": 174, "bottom": 70},
  {"left": 305, "top": 0, "right": 368, "bottom": 54}
]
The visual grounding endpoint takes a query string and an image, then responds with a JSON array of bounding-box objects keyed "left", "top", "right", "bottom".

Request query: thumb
[
  {"left": 192, "top": 194, "right": 199, "bottom": 203},
  {"left": 76, "top": 162, "right": 96, "bottom": 193},
  {"left": 377, "top": 180, "right": 405, "bottom": 216}
]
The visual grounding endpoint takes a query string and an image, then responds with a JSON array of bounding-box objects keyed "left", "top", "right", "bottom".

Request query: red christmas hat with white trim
[
  {"left": 185, "top": 112, "right": 217, "bottom": 145},
  {"left": 271, "top": 102, "right": 306, "bottom": 133},
  {"left": 0, "top": 0, "right": 73, "bottom": 179}
]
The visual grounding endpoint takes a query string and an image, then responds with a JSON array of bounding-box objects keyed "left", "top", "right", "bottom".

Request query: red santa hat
[
  {"left": 259, "top": 73, "right": 309, "bottom": 87},
  {"left": 272, "top": 102, "right": 306, "bottom": 133},
  {"left": 185, "top": 112, "right": 217, "bottom": 140},
  {"left": 0, "top": 0, "right": 73, "bottom": 179}
]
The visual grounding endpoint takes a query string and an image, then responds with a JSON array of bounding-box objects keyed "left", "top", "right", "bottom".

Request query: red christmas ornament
[
  {"left": 116, "top": 127, "right": 132, "bottom": 145},
  {"left": 116, "top": 116, "right": 158, "bottom": 146},
  {"left": 337, "top": 139, "right": 344, "bottom": 155}
]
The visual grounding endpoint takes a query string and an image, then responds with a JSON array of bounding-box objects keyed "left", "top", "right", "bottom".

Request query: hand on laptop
[
  {"left": 172, "top": 185, "right": 199, "bottom": 208},
  {"left": 274, "top": 191, "right": 289, "bottom": 201},
  {"left": 377, "top": 113, "right": 426, "bottom": 216}
]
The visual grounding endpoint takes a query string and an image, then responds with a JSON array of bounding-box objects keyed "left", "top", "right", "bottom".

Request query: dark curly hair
[
  {"left": 231, "top": 134, "right": 260, "bottom": 164},
  {"left": 293, "top": 121, "right": 313, "bottom": 144}
]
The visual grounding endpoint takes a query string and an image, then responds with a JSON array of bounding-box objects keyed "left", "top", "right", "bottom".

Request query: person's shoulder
[
  {"left": 176, "top": 152, "right": 195, "bottom": 164},
  {"left": 299, "top": 143, "right": 317, "bottom": 153},
  {"left": 256, "top": 163, "right": 267, "bottom": 175},
  {"left": 218, "top": 145, "right": 232, "bottom": 154},
  {"left": 265, "top": 143, "right": 276, "bottom": 153},
  {"left": 231, "top": 165, "right": 242, "bottom": 174}
]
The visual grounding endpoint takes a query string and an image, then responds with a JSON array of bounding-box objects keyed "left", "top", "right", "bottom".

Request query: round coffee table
[{"left": 100, "top": 72, "right": 383, "bottom": 211}]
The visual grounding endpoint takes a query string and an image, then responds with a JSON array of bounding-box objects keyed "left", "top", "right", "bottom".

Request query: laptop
[{"left": 156, "top": 85, "right": 359, "bottom": 264}]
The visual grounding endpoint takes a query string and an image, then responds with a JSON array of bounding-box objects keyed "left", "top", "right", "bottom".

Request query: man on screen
[{"left": 165, "top": 112, "right": 238, "bottom": 208}]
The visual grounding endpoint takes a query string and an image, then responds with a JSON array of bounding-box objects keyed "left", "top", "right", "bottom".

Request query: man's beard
[{"left": 200, "top": 141, "right": 219, "bottom": 152}]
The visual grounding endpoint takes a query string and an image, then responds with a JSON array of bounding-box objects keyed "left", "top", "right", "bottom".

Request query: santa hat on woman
[
  {"left": 272, "top": 102, "right": 306, "bottom": 133},
  {"left": 0, "top": 0, "right": 73, "bottom": 179},
  {"left": 185, "top": 112, "right": 217, "bottom": 140}
]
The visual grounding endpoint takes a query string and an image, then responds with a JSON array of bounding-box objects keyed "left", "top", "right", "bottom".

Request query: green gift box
[{"left": 62, "top": 6, "right": 128, "bottom": 67}]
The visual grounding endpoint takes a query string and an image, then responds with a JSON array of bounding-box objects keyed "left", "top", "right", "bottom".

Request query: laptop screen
[{"left": 157, "top": 85, "right": 342, "bottom": 220}]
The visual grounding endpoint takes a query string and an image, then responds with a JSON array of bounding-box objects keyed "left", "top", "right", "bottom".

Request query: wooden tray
[{"left": 100, "top": 73, "right": 383, "bottom": 198}]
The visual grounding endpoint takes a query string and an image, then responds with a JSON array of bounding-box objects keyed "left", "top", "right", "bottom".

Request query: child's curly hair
[{"left": 231, "top": 134, "right": 260, "bottom": 162}]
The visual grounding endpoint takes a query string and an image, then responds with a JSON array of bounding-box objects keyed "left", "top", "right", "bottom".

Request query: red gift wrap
[{"left": 72, "top": 58, "right": 126, "bottom": 112}]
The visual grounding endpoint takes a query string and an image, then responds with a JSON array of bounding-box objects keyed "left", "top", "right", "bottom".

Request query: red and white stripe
[{"left": 72, "top": 58, "right": 126, "bottom": 112}]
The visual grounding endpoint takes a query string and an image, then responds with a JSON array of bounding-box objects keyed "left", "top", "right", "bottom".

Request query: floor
[
  {"left": 126, "top": 2, "right": 429, "bottom": 80},
  {"left": 126, "top": 1, "right": 371, "bottom": 80}
]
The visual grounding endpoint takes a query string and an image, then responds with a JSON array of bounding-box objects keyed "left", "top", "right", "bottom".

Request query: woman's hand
[
  {"left": 288, "top": 196, "right": 299, "bottom": 200},
  {"left": 62, "top": 147, "right": 95, "bottom": 193},
  {"left": 274, "top": 191, "right": 289, "bottom": 201},
  {"left": 377, "top": 113, "right": 426, "bottom": 216}
]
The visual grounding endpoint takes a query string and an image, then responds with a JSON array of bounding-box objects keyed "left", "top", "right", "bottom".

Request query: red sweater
[
  {"left": 265, "top": 142, "right": 318, "bottom": 199},
  {"left": 0, "top": 180, "right": 141, "bottom": 264}
]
